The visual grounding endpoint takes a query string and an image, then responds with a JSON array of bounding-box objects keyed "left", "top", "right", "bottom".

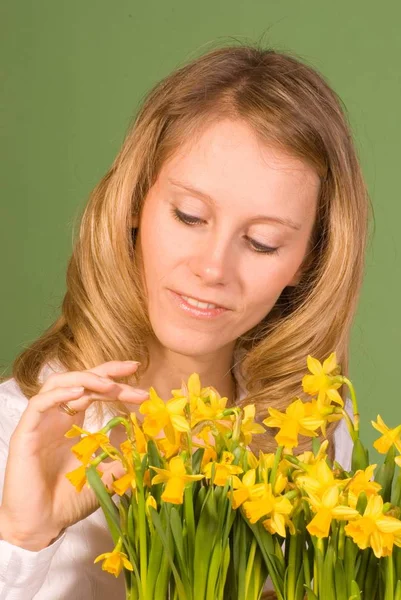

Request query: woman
[{"left": 0, "top": 44, "right": 370, "bottom": 598}]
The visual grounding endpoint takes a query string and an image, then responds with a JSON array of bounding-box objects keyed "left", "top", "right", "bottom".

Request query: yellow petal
[
  {"left": 162, "top": 476, "right": 185, "bottom": 504},
  {"left": 307, "top": 355, "right": 323, "bottom": 376}
]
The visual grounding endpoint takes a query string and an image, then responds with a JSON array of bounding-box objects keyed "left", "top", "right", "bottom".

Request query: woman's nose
[{"left": 188, "top": 237, "right": 233, "bottom": 285}]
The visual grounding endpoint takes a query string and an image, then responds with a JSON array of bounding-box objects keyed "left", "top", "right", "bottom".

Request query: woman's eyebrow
[{"left": 167, "top": 177, "right": 302, "bottom": 231}]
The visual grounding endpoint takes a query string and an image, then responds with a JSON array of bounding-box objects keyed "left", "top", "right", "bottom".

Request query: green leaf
[
  {"left": 351, "top": 439, "right": 369, "bottom": 472},
  {"left": 304, "top": 586, "right": 319, "bottom": 600},
  {"left": 350, "top": 580, "right": 362, "bottom": 600},
  {"left": 376, "top": 446, "right": 396, "bottom": 503},
  {"left": 86, "top": 465, "right": 122, "bottom": 543},
  {"left": 334, "top": 559, "right": 347, "bottom": 600},
  {"left": 395, "top": 580, "right": 401, "bottom": 600},
  {"left": 149, "top": 507, "right": 187, "bottom": 600}
]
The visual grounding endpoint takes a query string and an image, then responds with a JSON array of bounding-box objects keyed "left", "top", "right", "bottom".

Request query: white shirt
[{"left": 0, "top": 363, "right": 352, "bottom": 599}]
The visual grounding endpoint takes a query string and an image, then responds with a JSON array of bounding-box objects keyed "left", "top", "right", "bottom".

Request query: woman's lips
[{"left": 167, "top": 290, "right": 229, "bottom": 319}]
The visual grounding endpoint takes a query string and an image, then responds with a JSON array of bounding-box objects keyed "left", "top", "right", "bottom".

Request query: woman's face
[{"left": 135, "top": 119, "right": 320, "bottom": 359}]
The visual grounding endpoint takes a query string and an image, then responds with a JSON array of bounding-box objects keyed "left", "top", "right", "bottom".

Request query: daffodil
[
  {"left": 65, "top": 464, "right": 102, "bottom": 492},
  {"left": 263, "top": 399, "right": 325, "bottom": 449},
  {"left": 150, "top": 455, "right": 204, "bottom": 504},
  {"left": 344, "top": 494, "right": 401, "bottom": 557},
  {"left": 302, "top": 352, "right": 343, "bottom": 407},
  {"left": 396, "top": 455, "right": 401, "bottom": 467},
  {"left": 372, "top": 415, "right": 401, "bottom": 454},
  {"left": 202, "top": 451, "right": 243, "bottom": 486},
  {"left": 240, "top": 405, "right": 266, "bottom": 445},
  {"left": 243, "top": 483, "right": 294, "bottom": 537},
  {"left": 230, "top": 469, "right": 266, "bottom": 509},
  {"left": 156, "top": 429, "right": 183, "bottom": 459},
  {"left": 295, "top": 458, "right": 349, "bottom": 498},
  {"left": 65, "top": 424, "right": 110, "bottom": 465},
  {"left": 306, "top": 485, "right": 359, "bottom": 538},
  {"left": 130, "top": 413, "right": 147, "bottom": 454},
  {"left": 94, "top": 542, "right": 133, "bottom": 577},
  {"left": 140, "top": 387, "right": 190, "bottom": 444},
  {"left": 346, "top": 465, "right": 382, "bottom": 508}
]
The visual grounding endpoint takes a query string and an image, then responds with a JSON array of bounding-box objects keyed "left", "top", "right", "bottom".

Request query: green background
[{"left": 1, "top": 1, "right": 400, "bottom": 448}]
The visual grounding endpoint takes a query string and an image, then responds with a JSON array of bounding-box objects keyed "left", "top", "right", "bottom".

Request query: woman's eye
[
  {"left": 246, "top": 236, "right": 280, "bottom": 255},
  {"left": 172, "top": 208, "right": 204, "bottom": 226}
]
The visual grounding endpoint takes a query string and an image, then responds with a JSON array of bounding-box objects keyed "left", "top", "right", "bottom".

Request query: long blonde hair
[{"left": 11, "top": 43, "right": 372, "bottom": 451}]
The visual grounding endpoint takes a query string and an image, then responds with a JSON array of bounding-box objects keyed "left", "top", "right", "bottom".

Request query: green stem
[
  {"left": 244, "top": 537, "right": 257, "bottom": 598},
  {"left": 385, "top": 556, "right": 395, "bottom": 600},
  {"left": 287, "top": 534, "right": 298, "bottom": 600},
  {"left": 340, "top": 377, "right": 359, "bottom": 437},
  {"left": 101, "top": 415, "right": 131, "bottom": 436},
  {"left": 338, "top": 522, "right": 345, "bottom": 561},
  {"left": 269, "top": 446, "right": 284, "bottom": 490}
]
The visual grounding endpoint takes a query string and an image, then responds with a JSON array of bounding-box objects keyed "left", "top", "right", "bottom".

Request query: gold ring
[{"left": 59, "top": 402, "right": 78, "bottom": 417}]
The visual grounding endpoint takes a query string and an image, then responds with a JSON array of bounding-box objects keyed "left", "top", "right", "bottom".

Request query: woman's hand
[{"left": 0, "top": 360, "right": 148, "bottom": 551}]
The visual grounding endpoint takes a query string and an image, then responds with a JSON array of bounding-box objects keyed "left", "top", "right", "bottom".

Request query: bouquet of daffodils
[{"left": 65, "top": 354, "right": 401, "bottom": 600}]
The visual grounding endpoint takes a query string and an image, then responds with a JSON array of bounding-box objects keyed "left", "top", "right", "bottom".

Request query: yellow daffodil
[
  {"left": 243, "top": 483, "right": 294, "bottom": 537},
  {"left": 65, "top": 464, "right": 102, "bottom": 492},
  {"left": 302, "top": 353, "right": 343, "bottom": 408},
  {"left": 130, "top": 413, "right": 147, "bottom": 454},
  {"left": 202, "top": 451, "right": 243, "bottom": 486},
  {"left": 372, "top": 415, "right": 401, "bottom": 454},
  {"left": 200, "top": 446, "right": 218, "bottom": 470},
  {"left": 230, "top": 470, "right": 266, "bottom": 509},
  {"left": 306, "top": 485, "right": 359, "bottom": 538},
  {"left": 140, "top": 387, "right": 190, "bottom": 444},
  {"left": 156, "top": 429, "right": 183, "bottom": 459},
  {"left": 191, "top": 387, "right": 228, "bottom": 426},
  {"left": 344, "top": 494, "right": 401, "bottom": 557},
  {"left": 150, "top": 455, "right": 204, "bottom": 504},
  {"left": 65, "top": 424, "right": 110, "bottom": 466},
  {"left": 112, "top": 462, "right": 136, "bottom": 496},
  {"left": 94, "top": 546, "right": 133, "bottom": 577},
  {"left": 396, "top": 455, "right": 401, "bottom": 467},
  {"left": 295, "top": 458, "right": 349, "bottom": 498},
  {"left": 240, "top": 405, "right": 266, "bottom": 445},
  {"left": 263, "top": 399, "right": 325, "bottom": 449},
  {"left": 346, "top": 465, "right": 382, "bottom": 508}
]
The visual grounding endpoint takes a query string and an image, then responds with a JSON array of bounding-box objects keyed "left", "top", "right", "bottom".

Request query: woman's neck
[{"left": 137, "top": 339, "right": 237, "bottom": 404}]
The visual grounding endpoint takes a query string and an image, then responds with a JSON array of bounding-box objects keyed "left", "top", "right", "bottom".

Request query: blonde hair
[{"left": 11, "top": 43, "right": 372, "bottom": 451}]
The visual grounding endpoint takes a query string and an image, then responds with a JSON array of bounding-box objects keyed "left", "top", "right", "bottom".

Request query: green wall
[{"left": 1, "top": 1, "right": 400, "bottom": 448}]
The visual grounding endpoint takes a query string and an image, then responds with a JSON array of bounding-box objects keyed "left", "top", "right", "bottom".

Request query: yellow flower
[
  {"left": 230, "top": 470, "right": 266, "bottom": 509},
  {"left": 112, "top": 462, "right": 136, "bottom": 496},
  {"left": 295, "top": 457, "right": 348, "bottom": 499},
  {"left": 191, "top": 388, "right": 228, "bottom": 425},
  {"left": 240, "top": 405, "right": 266, "bottom": 445},
  {"left": 396, "top": 455, "right": 401, "bottom": 467},
  {"left": 65, "top": 464, "right": 103, "bottom": 492},
  {"left": 202, "top": 451, "right": 243, "bottom": 486},
  {"left": 372, "top": 415, "right": 401, "bottom": 454},
  {"left": 302, "top": 353, "right": 343, "bottom": 407},
  {"left": 94, "top": 548, "right": 133, "bottom": 577},
  {"left": 243, "top": 484, "right": 294, "bottom": 537},
  {"left": 140, "top": 387, "right": 190, "bottom": 444},
  {"left": 130, "top": 413, "right": 147, "bottom": 454},
  {"left": 65, "top": 424, "right": 110, "bottom": 466},
  {"left": 156, "top": 429, "right": 183, "bottom": 459},
  {"left": 151, "top": 456, "right": 204, "bottom": 504},
  {"left": 346, "top": 465, "right": 382, "bottom": 508},
  {"left": 306, "top": 485, "right": 359, "bottom": 538},
  {"left": 345, "top": 494, "right": 401, "bottom": 557},
  {"left": 145, "top": 494, "right": 157, "bottom": 517},
  {"left": 263, "top": 399, "right": 325, "bottom": 449}
]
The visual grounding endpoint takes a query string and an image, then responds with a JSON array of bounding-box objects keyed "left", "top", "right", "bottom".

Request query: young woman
[{"left": 0, "top": 44, "right": 370, "bottom": 598}]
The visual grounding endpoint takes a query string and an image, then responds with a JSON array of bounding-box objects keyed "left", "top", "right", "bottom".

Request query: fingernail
[
  {"left": 100, "top": 377, "right": 113, "bottom": 383},
  {"left": 124, "top": 361, "right": 140, "bottom": 366},
  {"left": 134, "top": 390, "right": 149, "bottom": 398},
  {"left": 70, "top": 386, "right": 85, "bottom": 393}
]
